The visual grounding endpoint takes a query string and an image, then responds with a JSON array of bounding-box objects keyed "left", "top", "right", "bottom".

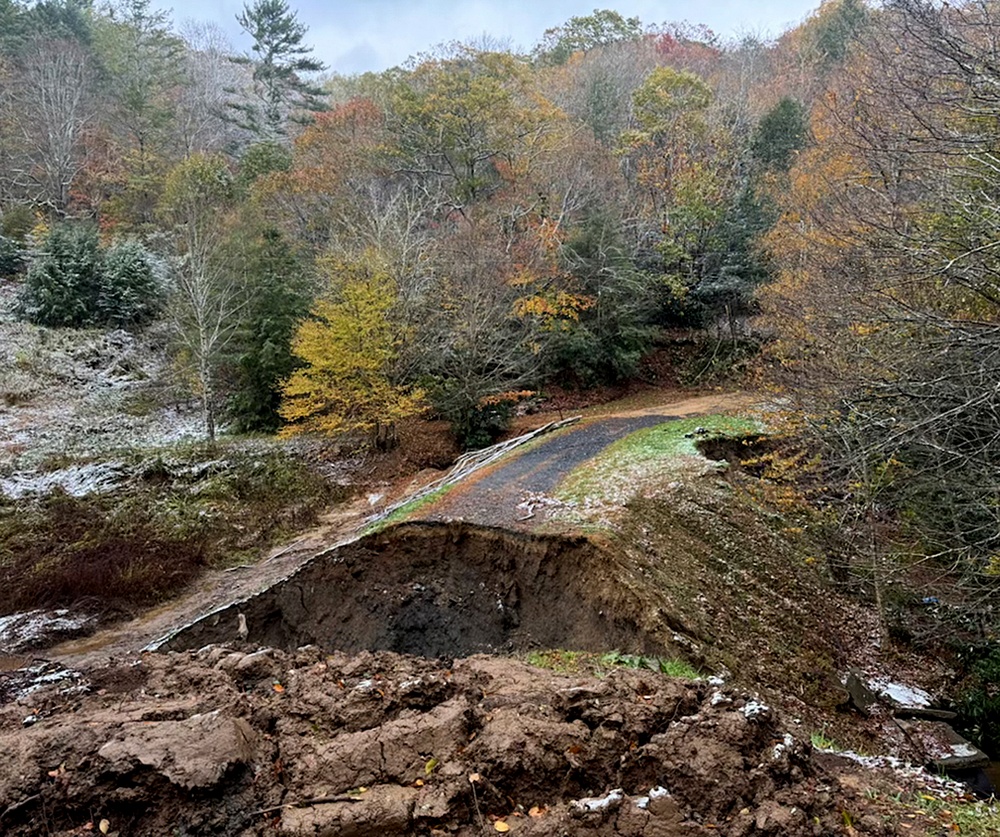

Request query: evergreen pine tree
[{"left": 228, "top": 0, "right": 327, "bottom": 141}]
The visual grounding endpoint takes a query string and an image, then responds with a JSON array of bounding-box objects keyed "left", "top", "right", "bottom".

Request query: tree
[
  {"left": 17, "top": 223, "right": 102, "bottom": 327},
  {"left": 535, "top": 9, "right": 644, "bottom": 66},
  {"left": 280, "top": 252, "right": 423, "bottom": 448},
  {"left": 92, "top": 0, "right": 185, "bottom": 228},
  {"left": 16, "top": 224, "right": 162, "bottom": 327},
  {"left": 387, "top": 47, "right": 561, "bottom": 214},
  {"left": 99, "top": 238, "right": 164, "bottom": 327},
  {"left": 229, "top": 0, "right": 326, "bottom": 141},
  {"left": 159, "top": 153, "right": 243, "bottom": 442},
  {"left": 750, "top": 97, "right": 808, "bottom": 172},
  {"left": 4, "top": 35, "right": 94, "bottom": 213},
  {"left": 416, "top": 224, "right": 541, "bottom": 448},
  {"left": 175, "top": 21, "right": 253, "bottom": 156},
  {"left": 228, "top": 226, "right": 312, "bottom": 432},
  {"left": 761, "top": 0, "right": 1000, "bottom": 639}
]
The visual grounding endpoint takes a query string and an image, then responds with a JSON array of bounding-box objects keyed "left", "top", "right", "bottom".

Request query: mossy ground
[{"left": 551, "top": 414, "right": 760, "bottom": 524}]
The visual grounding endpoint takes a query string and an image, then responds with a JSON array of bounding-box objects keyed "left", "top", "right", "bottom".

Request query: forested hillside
[
  {"left": 5, "top": 0, "right": 1000, "bottom": 687},
  {"left": 0, "top": 0, "right": 860, "bottom": 444},
  {"left": 5, "top": 0, "right": 1000, "bottom": 655},
  {"left": 7, "top": 0, "right": 1000, "bottom": 832}
]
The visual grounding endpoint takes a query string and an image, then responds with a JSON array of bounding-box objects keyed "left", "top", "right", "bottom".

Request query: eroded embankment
[
  {"left": 0, "top": 647, "right": 945, "bottom": 837},
  {"left": 164, "top": 522, "right": 669, "bottom": 659}
]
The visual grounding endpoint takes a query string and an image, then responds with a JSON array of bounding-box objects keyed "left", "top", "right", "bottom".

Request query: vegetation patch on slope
[
  {"left": 0, "top": 446, "right": 341, "bottom": 618},
  {"left": 550, "top": 413, "right": 759, "bottom": 524}
]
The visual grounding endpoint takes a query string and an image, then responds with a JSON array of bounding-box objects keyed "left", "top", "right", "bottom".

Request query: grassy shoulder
[
  {"left": 549, "top": 413, "right": 760, "bottom": 526},
  {"left": 0, "top": 443, "right": 343, "bottom": 617},
  {"left": 524, "top": 648, "right": 700, "bottom": 679}
]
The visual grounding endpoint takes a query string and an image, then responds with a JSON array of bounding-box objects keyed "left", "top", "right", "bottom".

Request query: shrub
[
  {"left": 18, "top": 224, "right": 102, "bottom": 327},
  {"left": 18, "top": 225, "right": 163, "bottom": 328},
  {"left": 98, "top": 239, "right": 164, "bottom": 326},
  {"left": 0, "top": 235, "right": 25, "bottom": 278}
]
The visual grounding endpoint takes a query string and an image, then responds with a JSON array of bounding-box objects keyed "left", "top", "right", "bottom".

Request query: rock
[
  {"left": 97, "top": 709, "right": 256, "bottom": 789},
  {"left": 0, "top": 609, "right": 98, "bottom": 653},
  {"left": 869, "top": 677, "right": 934, "bottom": 710},
  {"left": 843, "top": 670, "right": 880, "bottom": 716},
  {"left": 896, "top": 719, "right": 990, "bottom": 772},
  {"left": 894, "top": 706, "right": 958, "bottom": 722}
]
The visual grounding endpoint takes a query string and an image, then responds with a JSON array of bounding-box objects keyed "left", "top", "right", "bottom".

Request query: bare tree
[
  {"left": 176, "top": 21, "right": 253, "bottom": 155},
  {"left": 5, "top": 37, "right": 93, "bottom": 213},
  {"left": 160, "top": 154, "right": 245, "bottom": 442}
]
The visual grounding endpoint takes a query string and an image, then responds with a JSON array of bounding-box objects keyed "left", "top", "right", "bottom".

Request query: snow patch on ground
[
  {"left": 869, "top": 677, "right": 933, "bottom": 708},
  {"left": 0, "top": 610, "right": 97, "bottom": 653},
  {"left": 571, "top": 788, "right": 624, "bottom": 814},
  {"left": 815, "top": 746, "right": 967, "bottom": 795},
  {"left": 742, "top": 699, "right": 771, "bottom": 720},
  {"left": 0, "top": 461, "right": 128, "bottom": 498}
]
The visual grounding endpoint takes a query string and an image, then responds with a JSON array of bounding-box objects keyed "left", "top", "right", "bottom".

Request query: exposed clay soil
[
  {"left": 162, "top": 522, "right": 670, "bottom": 659},
  {"left": 0, "top": 647, "right": 951, "bottom": 837}
]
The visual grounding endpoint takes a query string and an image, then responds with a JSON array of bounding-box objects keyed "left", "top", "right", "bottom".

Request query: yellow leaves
[
  {"left": 280, "top": 251, "right": 424, "bottom": 440},
  {"left": 494, "top": 821, "right": 510, "bottom": 832},
  {"left": 514, "top": 291, "right": 594, "bottom": 325}
]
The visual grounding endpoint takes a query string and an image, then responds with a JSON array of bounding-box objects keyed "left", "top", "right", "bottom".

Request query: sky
[{"left": 161, "top": 0, "right": 823, "bottom": 75}]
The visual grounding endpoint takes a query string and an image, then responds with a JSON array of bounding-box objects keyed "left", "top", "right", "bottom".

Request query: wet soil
[
  {"left": 163, "top": 522, "right": 670, "bottom": 660},
  {"left": 0, "top": 647, "right": 950, "bottom": 837}
]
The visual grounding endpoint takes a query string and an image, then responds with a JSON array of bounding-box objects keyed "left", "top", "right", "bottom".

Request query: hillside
[{"left": 4, "top": 0, "right": 1000, "bottom": 834}]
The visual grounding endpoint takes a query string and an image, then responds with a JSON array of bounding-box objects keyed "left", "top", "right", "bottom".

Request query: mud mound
[
  {"left": 164, "top": 522, "right": 671, "bottom": 659},
  {"left": 0, "top": 647, "right": 921, "bottom": 836}
]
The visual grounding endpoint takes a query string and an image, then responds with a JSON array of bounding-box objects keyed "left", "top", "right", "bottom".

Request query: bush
[
  {"left": 18, "top": 224, "right": 163, "bottom": 328},
  {"left": 958, "top": 647, "right": 1000, "bottom": 757},
  {"left": 18, "top": 224, "right": 102, "bottom": 327},
  {"left": 427, "top": 378, "right": 518, "bottom": 449},
  {"left": 99, "top": 239, "right": 164, "bottom": 326},
  {"left": 0, "top": 235, "right": 25, "bottom": 278}
]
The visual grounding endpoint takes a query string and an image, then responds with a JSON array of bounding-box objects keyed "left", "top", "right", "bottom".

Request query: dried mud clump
[{"left": 0, "top": 647, "right": 913, "bottom": 836}]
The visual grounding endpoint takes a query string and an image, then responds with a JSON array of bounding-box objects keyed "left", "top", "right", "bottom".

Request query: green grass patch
[
  {"left": 888, "top": 790, "right": 1000, "bottom": 835},
  {"left": 361, "top": 485, "right": 451, "bottom": 536},
  {"left": 524, "top": 648, "right": 700, "bottom": 679},
  {"left": 809, "top": 730, "right": 840, "bottom": 750},
  {"left": 556, "top": 413, "right": 760, "bottom": 505}
]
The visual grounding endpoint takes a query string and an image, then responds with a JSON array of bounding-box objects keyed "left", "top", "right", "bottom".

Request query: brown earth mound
[{"left": 0, "top": 646, "right": 922, "bottom": 836}]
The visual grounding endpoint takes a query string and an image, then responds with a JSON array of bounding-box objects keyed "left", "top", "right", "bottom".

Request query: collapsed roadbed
[
  {"left": 0, "top": 646, "right": 955, "bottom": 836},
  {"left": 158, "top": 522, "right": 673, "bottom": 660}
]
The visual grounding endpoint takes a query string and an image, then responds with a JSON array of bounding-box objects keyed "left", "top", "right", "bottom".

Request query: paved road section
[{"left": 419, "top": 413, "right": 681, "bottom": 528}]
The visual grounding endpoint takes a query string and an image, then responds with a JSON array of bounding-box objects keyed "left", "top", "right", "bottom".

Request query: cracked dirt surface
[{"left": 0, "top": 646, "right": 958, "bottom": 836}]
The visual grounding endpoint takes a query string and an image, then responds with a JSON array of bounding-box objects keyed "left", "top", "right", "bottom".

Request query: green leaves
[
  {"left": 230, "top": 0, "right": 327, "bottom": 140},
  {"left": 17, "top": 224, "right": 163, "bottom": 329}
]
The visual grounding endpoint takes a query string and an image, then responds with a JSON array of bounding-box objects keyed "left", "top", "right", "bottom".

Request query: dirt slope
[{"left": 0, "top": 646, "right": 953, "bottom": 837}]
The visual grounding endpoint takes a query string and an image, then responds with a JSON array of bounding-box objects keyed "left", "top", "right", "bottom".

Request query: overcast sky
[{"left": 161, "top": 1, "right": 823, "bottom": 74}]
